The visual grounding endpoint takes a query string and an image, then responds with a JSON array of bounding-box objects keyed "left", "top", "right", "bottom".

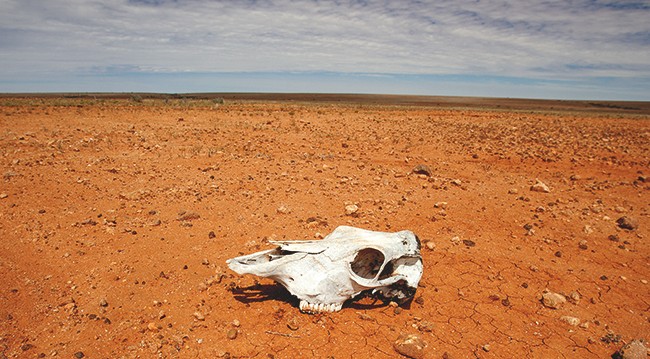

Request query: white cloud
[{"left": 0, "top": 0, "right": 648, "bottom": 97}]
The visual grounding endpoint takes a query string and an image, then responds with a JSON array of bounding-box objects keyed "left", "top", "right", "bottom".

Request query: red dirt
[{"left": 1, "top": 96, "right": 648, "bottom": 358}]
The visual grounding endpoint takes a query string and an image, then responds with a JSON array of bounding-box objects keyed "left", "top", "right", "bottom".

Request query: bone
[{"left": 227, "top": 226, "right": 423, "bottom": 314}]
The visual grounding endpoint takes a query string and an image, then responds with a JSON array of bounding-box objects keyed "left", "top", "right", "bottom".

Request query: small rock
[
  {"left": 616, "top": 339, "right": 647, "bottom": 359},
  {"left": 462, "top": 239, "right": 476, "bottom": 247},
  {"left": 434, "top": 201, "right": 447, "bottom": 209},
  {"left": 560, "top": 316, "right": 580, "bottom": 326},
  {"left": 450, "top": 236, "right": 461, "bottom": 245},
  {"left": 208, "top": 231, "right": 216, "bottom": 239},
  {"left": 541, "top": 290, "right": 566, "bottom": 309},
  {"left": 617, "top": 216, "right": 638, "bottom": 230},
  {"left": 73, "top": 352, "right": 85, "bottom": 359},
  {"left": 417, "top": 321, "right": 434, "bottom": 332},
  {"left": 412, "top": 164, "right": 432, "bottom": 176},
  {"left": 276, "top": 205, "right": 291, "bottom": 214},
  {"left": 578, "top": 240, "right": 588, "bottom": 250},
  {"left": 0, "top": 193, "right": 7, "bottom": 199},
  {"left": 226, "top": 328, "right": 238, "bottom": 340},
  {"left": 451, "top": 179, "right": 462, "bottom": 186},
  {"left": 567, "top": 291, "right": 581, "bottom": 304},
  {"left": 345, "top": 204, "right": 359, "bottom": 216},
  {"left": 99, "top": 298, "right": 108, "bottom": 307},
  {"left": 425, "top": 241, "right": 436, "bottom": 251},
  {"left": 482, "top": 344, "right": 491, "bottom": 352},
  {"left": 193, "top": 311, "right": 205, "bottom": 321},
  {"left": 147, "top": 322, "right": 161, "bottom": 331},
  {"left": 393, "top": 333, "right": 427, "bottom": 359},
  {"left": 530, "top": 179, "right": 550, "bottom": 193},
  {"left": 232, "top": 319, "right": 240, "bottom": 327},
  {"left": 177, "top": 210, "right": 200, "bottom": 221},
  {"left": 601, "top": 332, "right": 622, "bottom": 344},
  {"left": 287, "top": 317, "right": 299, "bottom": 331}
]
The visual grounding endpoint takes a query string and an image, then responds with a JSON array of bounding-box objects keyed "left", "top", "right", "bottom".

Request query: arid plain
[{"left": 1, "top": 95, "right": 648, "bottom": 358}]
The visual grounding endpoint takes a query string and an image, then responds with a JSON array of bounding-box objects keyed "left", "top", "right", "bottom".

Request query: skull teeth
[{"left": 299, "top": 300, "right": 343, "bottom": 313}]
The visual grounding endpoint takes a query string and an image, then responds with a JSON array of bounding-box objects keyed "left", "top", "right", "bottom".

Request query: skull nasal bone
[{"left": 351, "top": 248, "right": 386, "bottom": 279}]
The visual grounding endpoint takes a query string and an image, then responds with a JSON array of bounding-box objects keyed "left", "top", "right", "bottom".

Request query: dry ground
[{"left": 0, "top": 96, "right": 648, "bottom": 358}]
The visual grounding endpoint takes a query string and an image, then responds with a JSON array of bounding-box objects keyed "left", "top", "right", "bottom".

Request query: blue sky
[{"left": 1, "top": 0, "right": 649, "bottom": 100}]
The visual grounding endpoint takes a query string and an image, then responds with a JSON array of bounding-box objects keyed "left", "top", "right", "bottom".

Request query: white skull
[{"left": 226, "top": 226, "right": 423, "bottom": 313}]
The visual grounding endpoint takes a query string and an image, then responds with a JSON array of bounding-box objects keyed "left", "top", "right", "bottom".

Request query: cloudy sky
[{"left": 1, "top": 0, "right": 649, "bottom": 100}]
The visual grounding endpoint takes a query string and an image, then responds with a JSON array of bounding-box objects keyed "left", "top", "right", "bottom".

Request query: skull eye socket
[{"left": 350, "top": 248, "right": 386, "bottom": 279}]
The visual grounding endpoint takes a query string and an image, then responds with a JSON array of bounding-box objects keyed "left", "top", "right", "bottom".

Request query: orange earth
[{"left": 0, "top": 95, "right": 648, "bottom": 358}]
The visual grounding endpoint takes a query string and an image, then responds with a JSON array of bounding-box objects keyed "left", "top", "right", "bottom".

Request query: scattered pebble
[
  {"left": 417, "top": 321, "right": 434, "bottom": 332},
  {"left": 393, "top": 333, "right": 427, "bottom": 359},
  {"left": 0, "top": 193, "right": 7, "bottom": 199},
  {"left": 287, "top": 317, "right": 300, "bottom": 331},
  {"left": 226, "top": 328, "right": 238, "bottom": 340},
  {"left": 345, "top": 204, "right": 359, "bottom": 216},
  {"left": 434, "top": 201, "right": 447, "bottom": 209},
  {"left": 177, "top": 210, "right": 201, "bottom": 221},
  {"left": 99, "top": 298, "right": 108, "bottom": 307},
  {"left": 462, "top": 239, "right": 476, "bottom": 247},
  {"left": 578, "top": 240, "right": 588, "bottom": 250},
  {"left": 560, "top": 316, "right": 580, "bottom": 326},
  {"left": 602, "top": 333, "right": 622, "bottom": 344},
  {"left": 617, "top": 216, "right": 638, "bottom": 230},
  {"left": 73, "top": 352, "right": 85, "bottom": 359},
  {"left": 193, "top": 311, "right": 205, "bottom": 321},
  {"left": 208, "top": 231, "right": 216, "bottom": 239},
  {"left": 530, "top": 179, "right": 550, "bottom": 193},
  {"left": 482, "top": 344, "right": 491, "bottom": 352},
  {"left": 541, "top": 290, "right": 566, "bottom": 309},
  {"left": 615, "top": 339, "right": 648, "bottom": 359},
  {"left": 412, "top": 164, "right": 432, "bottom": 177},
  {"left": 276, "top": 205, "right": 291, "bottom": 214},
  {"left": 425, "top": 241, "right": 436, "bottom": 251},
  {"left": 567, "top": 291, "right": 581, "bottom": 304}
]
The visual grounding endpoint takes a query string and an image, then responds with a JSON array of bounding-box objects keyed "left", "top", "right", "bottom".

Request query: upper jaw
[{"left": 299, "top": 300, "right": 343, "bottom": 313}]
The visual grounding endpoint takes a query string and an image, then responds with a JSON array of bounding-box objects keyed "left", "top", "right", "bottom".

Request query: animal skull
[{"left": 226, "top": 226, "right": 423, "bottom": 313}]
